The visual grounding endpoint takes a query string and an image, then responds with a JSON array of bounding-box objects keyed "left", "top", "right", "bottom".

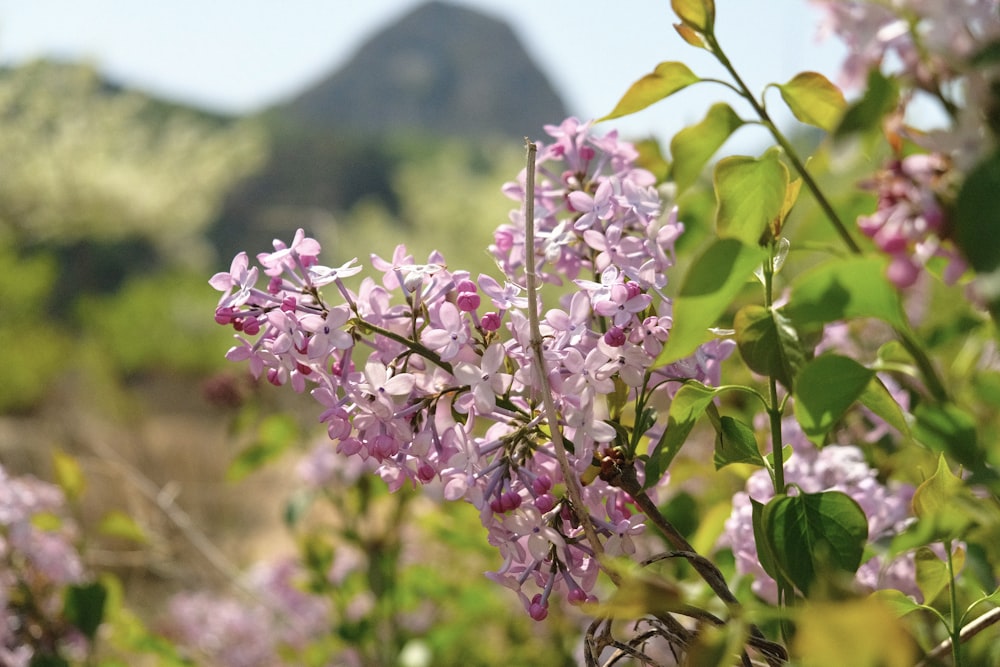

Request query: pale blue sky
[{"left": 0, "top": 1, "right": 845, "bottom": 149}]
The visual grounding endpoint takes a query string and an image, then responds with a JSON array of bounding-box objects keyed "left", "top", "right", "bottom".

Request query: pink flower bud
[
  {"left": 532, "top": 475, "right": 552, "bottom": 495},
  {"left": 481, "top": 312, "right": 502, "bottom": 332},
  {"left": 456, "top": 292, "right": 481, "bottom": 312},
  {"left": 528, "top": 594, "right": 549, "bottom": 621},
  {"left": 603, "top": 326, "right": 626, "bottom": 347},
  {"left": 243, "top": 317, "right": 261, "bottom": 336}
]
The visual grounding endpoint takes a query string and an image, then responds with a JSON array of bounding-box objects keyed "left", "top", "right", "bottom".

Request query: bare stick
[
  {"left": 916, "top": 606, "right": 1000, "bottom": 666},
  {"left": 521, "top": 139, "right": 610, "bottom": 572}
]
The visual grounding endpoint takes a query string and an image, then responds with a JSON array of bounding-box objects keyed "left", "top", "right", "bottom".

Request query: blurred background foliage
[{"left": 0, "top": 35, "right": 564, "bottom": 662}]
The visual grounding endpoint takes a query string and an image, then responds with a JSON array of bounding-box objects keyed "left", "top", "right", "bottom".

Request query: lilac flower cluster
[
  {"left": 858, "top": 153, "right": 966, "bottom": 288},
  {"left": 813, "top": 0, "right": 1000, "bottom": 93},
  {"left": 814, "top": 1, "right": 1000, "bottom": 289},
  {"left": 164, "top": 557, "right": 331, "bottom": 667},
  {"left": 720, "top": 416, "right": 919, "bottom": 603},
  {"left": 0, "top": 465, "right": 87, "bottom": 666},
  {"left": 211, "top": 118, "right": 734, "bottom": 617}
]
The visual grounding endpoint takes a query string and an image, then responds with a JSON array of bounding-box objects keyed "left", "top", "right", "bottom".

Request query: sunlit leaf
[
  {"left": 683, "top": 620, "right": 748, "bottom": 667},
  {"left": 858, "top": 376, "right": 912, "bottom": 440},
  {"left": 777, "top": 71, "right": 846, "bottom": 132},
  {"left": 583, "top": 558, "right": 687, "bottom": 618},
  {"left": 761, "top": 491, "right": 868, "bottom": 596},
  {"left": 673, "top": 22, "right": 708, "bottom": 48},
  {"left": 915, "top": 545, "right": 964, "bottom": 605},
  {"left": 634, "top": 138, "right": 670, "bottom": 183},
  {"left": 655, "top": 238, "right": 766, "bottom": 365},
  {"left": 601, "top": 61, "right": 701, "bottom": 121},
  {"left": 794, "top": 354, "right": 874, "bottom": 445},
  {"left": 793, "top": 598, "right": 918, "bottom": 667},
  {"left": 227, "top": 413, "right": 299, "bottom": 481},
  {"left": 671, "top": 0, "right": 715, "bottom": 32},
  {"left": 645, "top": 381, "right": 721, "bottom": 487},
  {"left": 52, "top": 450, "right": 85, "bottom": 502},
  {"left": 99, "top": 510, "right": 149, "bottom": 544},
  {"left": 911, "top": 454, "right": 975, "bottom": 541},
  {"left": 713, "top": 416, "right": 765, "bottom": 470},
  {"left": 872, "top": 589, "right": 926, "bottom": 618},
  {"left": 714, "top": 148, "right": 789, "bottom": 246},
  {"left": 784, "top": 256, "right": 907, "bottom": 330},
  {"left": 734, "top": 304, "right": 807, "bottom": 391},
  {"left": 670, "top": 102, "right": 744, "bottom": 193},
  {"left": 776, "top": 177, "right": 803, "bottom": 238}
]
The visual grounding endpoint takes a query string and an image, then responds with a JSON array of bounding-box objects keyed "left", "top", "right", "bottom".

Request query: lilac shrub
[
  {"left": 0, "top": 465, "right": 89, "bottom": 666},
  {"left": 211, "top": 118, "right": 734, "bottom": 619},
  {"left": 204, "top": 1, "right": 1000, "bottom": 663}
]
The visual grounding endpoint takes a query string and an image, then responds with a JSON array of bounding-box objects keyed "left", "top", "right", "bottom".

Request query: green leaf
[
  {"left": 584, "top": 558, "right": 687, "bottom": 618},
  {"left": 670, "top": 103, "right": 745, "bottom": 193},
  {"left": 913, "top": 403, "right": 985, "bottom": 477},
  {"left": 955, "top": 151, "right": 1000, "bottom": 320},
  {"left": 645, "top": 382, "right": 721, "bottom": 486},
  {"left": 64, "top": 581, "right": 108, "bottom": 641},
  {"left": 655, "top": 238, "right": 766, "bottom": 365},
  {"left": 99, "top": 510, "right": 149, "bottom": 544},
  {"left": 673, "top": 23, "right": 708, "bottom": 49},
  {"left": 911, "top": 454, "right": 975, "bottom": 541},
  {"left": 227, "top": 413, "right": 299, "bottom": 481},
  {"left": 793, "top": 598, "right": 918, "bottom": 667},
  {"left": 752, "top": 498, "right": 793, "bottom": 590},
  {"left": 858, "top": 376, "right": 912, "bottom": 440},
  {"left": 683, "top": 621, "right": 748, "bottom": 667},
  {"left": 734, "top": 304, "right": 808, "bottom": 391},
  {"left": 671, "top": 0, "right": 715, "bottom": 32},
  {"left": 784, "top": 256, "right": 907, "bottom": 330},
  {"left": 872, "top": 589, "right": 926, "bottom": 618},
  {"left": 794, "top": 354, "right": 874, "bottom": 445},
  {"left": 835, "top": 69, "right": 899, "bottom": 138},
  {"left": 761, "top": 491, "right": 869, "bottom": 596},
  {"left": 915, "top": 545, "right": 964, "bottom": 605},
  {"left": 634, "top": 138, "right": 671, "bottom": 183},
  {"left": 777, "top": 71, "right": 846, "bottom": 132},
  {"left": 714, "top": 148, "right": 789, "bottom": 246},
  {"left": 52, "top": 450, "right": 85, "bottom": 502},
  {"left": 955, "top": 150, "right": 1000, "bottom": 274},
  {"left": 714, "top": 416, "right": 765, "bottom": 469},
  {"left": 601, "top": 61, "right": 701, "bottom": 121}
]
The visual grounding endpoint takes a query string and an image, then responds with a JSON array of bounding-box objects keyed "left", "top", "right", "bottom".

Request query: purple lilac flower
[
  {"left": 0, "top": 466, "right": 89, "bottom": 661},
  {"left": 210, "top": 118, "right": 738, "bottom": 618},
  {"left": 857, "top": 153, "right": 967, "bottom": 288},
  {"left": 164, "top": 557, "right": 331, "bottom": 667}
]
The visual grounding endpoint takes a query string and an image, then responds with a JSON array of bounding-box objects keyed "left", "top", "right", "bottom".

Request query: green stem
[
  {"left": 897, "top": 325, "right": 950, "bottom": 403},
  {"left": 762, "top": 241, "right": 786, "bottom": 494},
  {"left": 353, "top": 318, "right": 453, "bottom": 374},
  {"left": 947, "top": 540, "right": 964, "bottom": 667},
  {"left": 705, "top": 31, "right": 953, "bottom": 404},
  {"left": 704, "top": 32, "right": 861, "bottom": 254}
]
